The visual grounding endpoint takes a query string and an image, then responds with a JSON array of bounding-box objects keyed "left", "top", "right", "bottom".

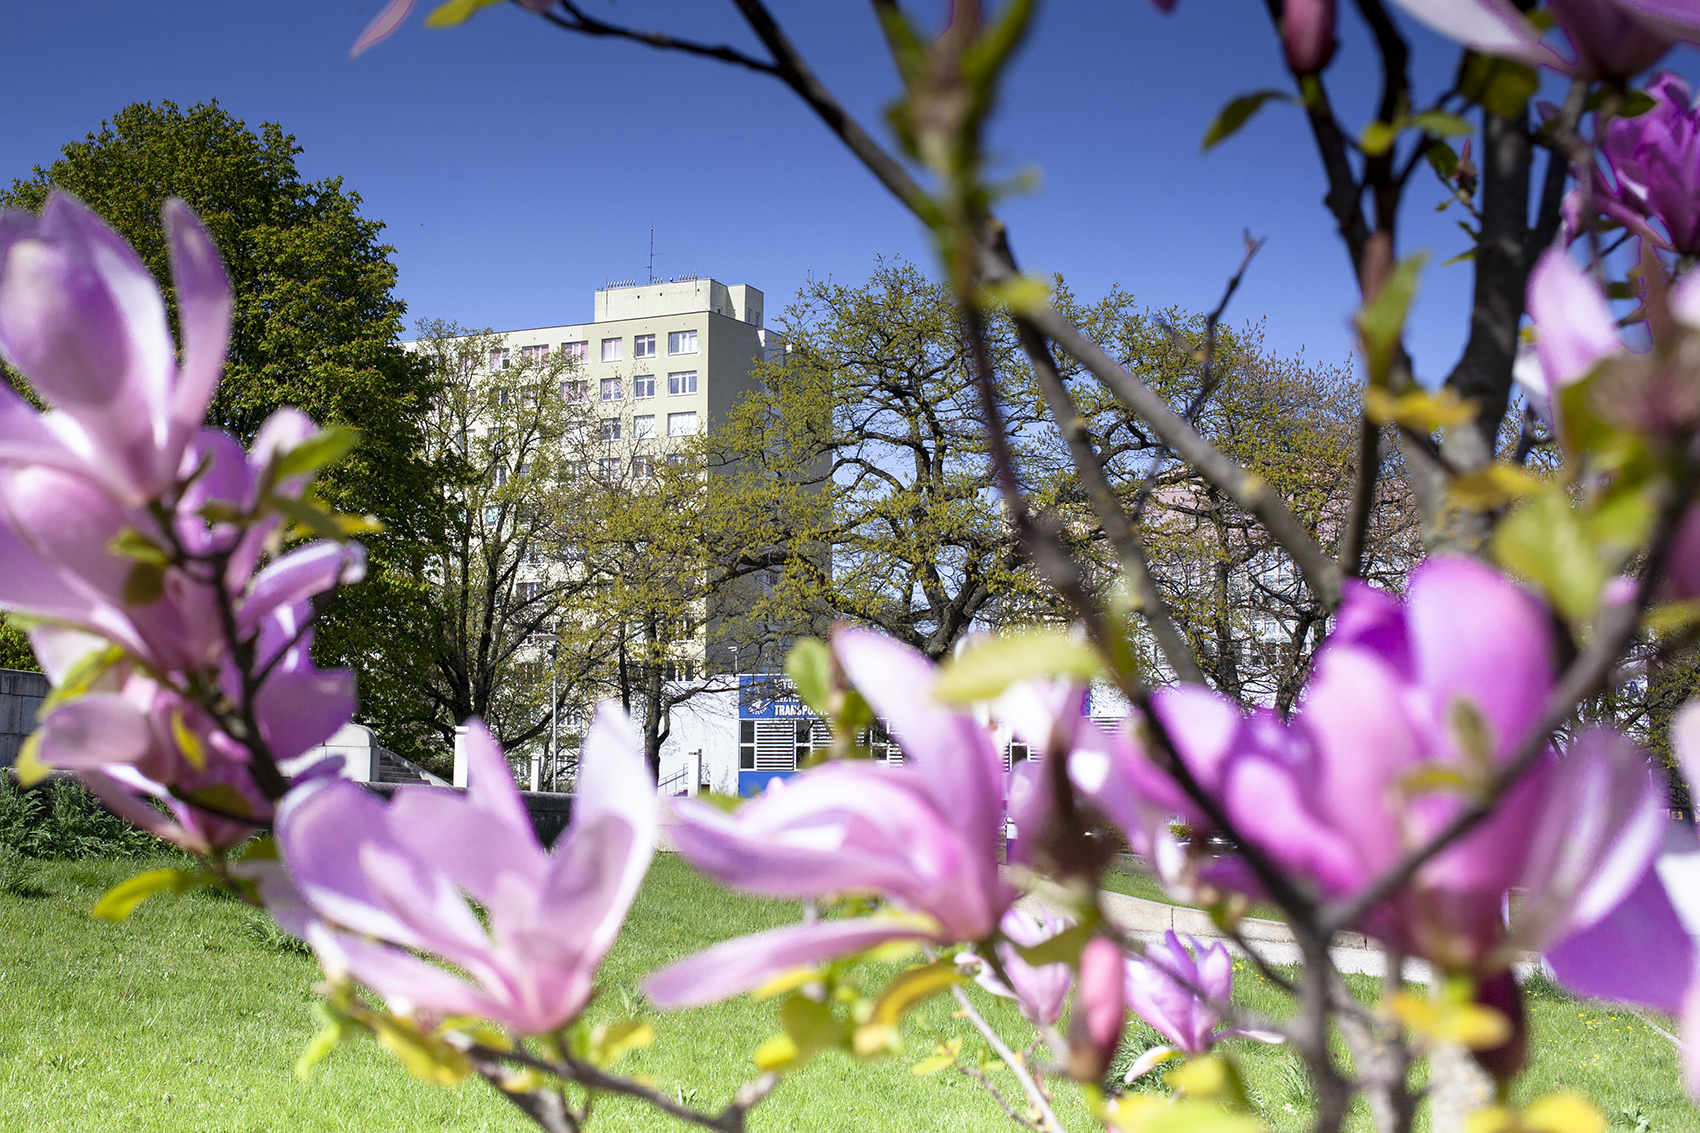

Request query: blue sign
[{"left": 738, "top": 674, "right": 815, "bottom": 720}]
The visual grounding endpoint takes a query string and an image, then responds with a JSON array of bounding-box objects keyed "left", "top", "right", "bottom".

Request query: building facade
[{"left": 484, "top": 277, "right": 784, "bottom": 456}]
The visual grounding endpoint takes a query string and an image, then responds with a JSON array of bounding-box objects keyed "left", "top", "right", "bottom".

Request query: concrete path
[{"left": 1094, "top": 889, "right": 1442, "bottom": 983}]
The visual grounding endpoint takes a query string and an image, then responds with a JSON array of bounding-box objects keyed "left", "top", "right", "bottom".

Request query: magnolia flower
[
  {"left": 644, "top": 627, "right": 1012, "bottom": 1009},
  {"left": 1598, "top": 73, "right": 1700, "bottom": 255},
  {"left": 0, "top": 193, "right": 361, "bottom": 807},
  {"left": 274, "top": 710, "right": 655, "bottom": 1034},
  {"left": 1122, "top": 931, "right": 1281, "bottom": 1082},
  {"left": 1091, "top": 558, "right": 1666, "bottom": 975},
  {"left": 1546, "top": 697, "right": 1700, "bottom": 1096},
  {"left": 957, "top": 908, "right": 1075, "bottom": 1026},
  {"left": 1384, "top": 0, "right": 1700, "bottom": 78}
]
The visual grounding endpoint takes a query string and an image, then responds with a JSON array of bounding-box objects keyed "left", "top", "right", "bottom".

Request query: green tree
[
  {"left": 708, "top": 259, "right": 1049, "bottom": 662},
  {"left": 2, "top": 100, "right": 448, "bottom": 763}
]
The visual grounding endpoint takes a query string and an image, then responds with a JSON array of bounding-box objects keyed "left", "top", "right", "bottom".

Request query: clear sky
[{"left": 4, "top": 2, "right": 1697, "bottom": 383}]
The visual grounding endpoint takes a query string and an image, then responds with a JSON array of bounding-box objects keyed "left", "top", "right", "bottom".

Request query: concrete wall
[{"left": 0, "top": 668, "right": 48, "bottom": 768}]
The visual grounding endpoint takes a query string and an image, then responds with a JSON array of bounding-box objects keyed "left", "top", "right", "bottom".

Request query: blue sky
[{"left": 4, "top": 2, "right": 1697, "bottom": 382}]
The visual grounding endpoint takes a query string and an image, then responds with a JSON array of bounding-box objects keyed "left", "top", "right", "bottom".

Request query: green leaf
[
  {"left": 371, "top": 1015, "right": 470, "bottom": 1085},
  {"left": 39, "top": 643, "right": 127, "bottom": 716},
  {"left": 784, "top": 639, "right": 833, "bottom": 714},
  {"left": 1446, "top": 463, "right": 1545, "bottom": 510},
  {"left": 864, "top": 960, "right": 962, "bottom": 1030},
  {"left": 1459, "top": 54, "right": 1538, "bottom": 118},
  {"left": 423, "top": 0, "right": 504, "bottom": 28},
  {"left": 585, "top": 1019, "right": 655, "bottom": 1066},
  {"left": 272, "top": 426, "right": 362, "bottom": 483},
  {"left": 1426, "top": 140, "right": 1459, "bottom": 180},
  {"left": 1202, "top": 90, "right": 1292, "bottom": 151},
  {"left": 1355, "top": 252, "right": 1430, "bottom": 383},
  {"left": 122, "top": 562, "right": 166, "bottom": 606},
  {"left": 933, "top": 630, "right": 1102, "bottom": 704},
  {"left": 273, "top": 496, "right": 345, "bottom": 541},
  {"left": 1014, "top": 915, "right": 1100, "bottom": 967},
  {"left": 1493, "top": 487, "right": 1608, "bottom": 623},
  {"left": 912, "top": 1037, "right": 962, "bottom": 1075},
  {"left": 1363, "top": 386, "right": 1475, "bottom": 432},
  {"left": 1103, "top": 1095, "right": 1264, "bottom": 1133},
  {"left": 13, "top": 731, "right": 49, "bottom": 789},
  {"left": 92, "top": 868, "right": 195, "bottom": 921},
  {"left": 781, "top": 993, "right": 847, "bottom": 1050},
  {"left": 296, "top": 1002, "right": 351, "bottom": 1079},
  {"left": 106, "top": 527, "right": 171, "bottom": 567},
  {"left": 1617, "top": 90, "right": 1657, "bottom": 118},
  {"left": 1360, "top": 120, "right": 1400, "bottom": 156},
  {"left": 1410, "top": 111, "right": 1473, "bottom": 138}
]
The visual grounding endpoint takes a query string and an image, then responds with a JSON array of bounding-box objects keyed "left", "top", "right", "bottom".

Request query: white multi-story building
[{"left": 483, "top": 276, "right": 785, "bottom": 451}]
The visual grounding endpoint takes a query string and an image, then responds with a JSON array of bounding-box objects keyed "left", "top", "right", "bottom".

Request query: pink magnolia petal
[
  {"left": 1673, "top": 698, "right": 1700, "bottom": 793},
  {"left": 1528, "top": 247, "right": 1623, "bottom": 390},
  {"left": 644, "top": 919, "right": 935, "bottom": 1009},
  {"left": 1303, "top": 646, "right": 1422, "bottom": 874},
  {"left": 309, "top": 924, "right": 498, "bottom": 1021},
  {"left": 1514, "top": 729, "right": 1665, "bottom": 949},
  {"left": 831, "top": 627, "right": 1005, "bottom": 927},
  {"left": 238, "top": 541, "right": 366, "bottom": 635},
  {"left": 1383, "top": 0, "right": 1565, "bottom": 67},
  {"left": 1405, "top": 556, "right": 1552, "bottom": 761},
  {"left": 161, "top": 199, "right": 229, "bottom": 459},
  {"left": 1546, "top": 865, "right": 1693, "bottom": 1013},
  {"left": 668, "top": 765, "right": 969, "bottom": 915},
  {"left": 351, "top": 0, "right": 417, "bottom": 56},
  {"left": 34, "top": 693, "right": 150, "bottom": 770},
  {"left": 253, "top": 657, "right": 355, "bottom": 764},
  {"left": 276, "top": 779, "right": 432, "bottom": 948},
  {"left": 0, "top": 194, "right": 176, "bottom": 495}
]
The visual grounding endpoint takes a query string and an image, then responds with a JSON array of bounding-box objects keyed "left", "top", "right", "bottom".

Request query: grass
[
  {"left": 0, "top": 855, "right": 1692, "bottom": 1132},
  {"left": 1100, "top": 863, "right": 1285, "bottom": 923}
]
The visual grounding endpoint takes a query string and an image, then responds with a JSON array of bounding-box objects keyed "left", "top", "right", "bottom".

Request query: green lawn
[{"left": 0, "top": 855, "right": 1691, "bottom": 1132}]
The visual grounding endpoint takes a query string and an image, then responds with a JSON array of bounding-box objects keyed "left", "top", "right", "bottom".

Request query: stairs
[{"left": 375, "top": 747, "right": 446, "bottom": 786}]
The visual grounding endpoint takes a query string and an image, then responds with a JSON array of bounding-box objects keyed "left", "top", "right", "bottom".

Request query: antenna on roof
[{"left": 647, "top": 226, "right": 664, "bottom": 285}]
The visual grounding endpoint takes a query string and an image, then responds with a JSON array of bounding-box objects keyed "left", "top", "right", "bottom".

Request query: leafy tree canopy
[{"left": 2, "top": 100, "right": 449, "bottom": 762}]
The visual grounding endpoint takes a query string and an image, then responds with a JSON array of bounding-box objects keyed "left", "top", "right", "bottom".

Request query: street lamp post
[{"left": 549, "top": 640, "right": 560, "bottom": 792}]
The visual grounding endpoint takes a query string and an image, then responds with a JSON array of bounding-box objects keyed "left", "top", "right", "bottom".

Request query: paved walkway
[{"left": 1093, "top": 889, "right": 1443, "bottom": 983}]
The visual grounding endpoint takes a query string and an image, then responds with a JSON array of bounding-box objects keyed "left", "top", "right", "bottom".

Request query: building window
[
  {"left": 562, "top": 341, "right": 588, "bottom": 362},
  {"left": 632, "top": 455, "right": 654, "bottom": 479},
  {"left": 520, "top": 344, "right": 549, "bottom": 362},
  {"left": 667, "top": 411, "right": 698, "bottom": 437},
  {"left": 599, "top": 457, "right": 620, "bottom": 478},
  {"left": 490, "top": 348, "right": 510, "bottom": 370},
  {"left": 493, "top": 386, "right": 510, "bottom": 406},
  {"left": 563, "top": 379, "right": 588, "bottom": 403},
  {"left": 751, "top": 310, "right": 761, "bottom": 328},
  {"left": 601, "top": 337, "right": 623, "bottom": 363},
  {"left": 515, "top": 580, "right": 544, "bottom": 602},
  {"left": 600, "top": 419, "right": 621, "bottom": 442},
  {"left": 633, "top": 333, "right": 656, "bottom": 359},
  {"left": 632, "top": 374, "right": 655, "bottom": 399},
  {"left": 667, "top": 329, "right": 698, "bottom": 355},
  {"left": 740, "top": 720, "right": 756, "bottom": 770},
  {"left": 600, "top": 377, "right": 623, "bottom": 401},
  {"left": 1006, "top": 741, "right": 1029, "bottom": 771},
  {"left": 634, "top": 414, "right": 655, "bottom": 440},
  {"left": 668, "top": 370, "right": 698, "bottom": 396}
]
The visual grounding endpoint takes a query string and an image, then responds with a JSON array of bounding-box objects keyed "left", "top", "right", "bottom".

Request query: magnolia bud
[
  {"left": 1067, "top": 936, "right": 1127, "bottom": 1081},
  {"left": 1282, "top": 0, "right": 1337, "bottom": 75}
]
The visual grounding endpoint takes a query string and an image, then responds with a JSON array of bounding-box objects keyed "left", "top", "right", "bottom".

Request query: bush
[{"left": 0, "top": 774, "right": 158, "bottom": 860}]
